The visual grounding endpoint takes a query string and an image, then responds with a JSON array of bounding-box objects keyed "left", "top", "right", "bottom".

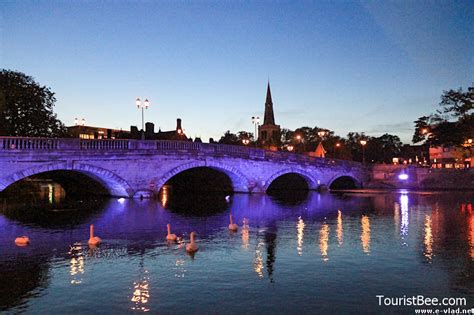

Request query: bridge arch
[
  {"left": 0, "top": 162, "right": 133, "bottom": 197},
  {"left": 264, "top": 168, "right": 319, "bottom": 192},
  {"left": 328, "top": 174, "right": 362, "bottom": 190},
  {"left": 156, "top": 160, "right": 251, "bottom": 193}
]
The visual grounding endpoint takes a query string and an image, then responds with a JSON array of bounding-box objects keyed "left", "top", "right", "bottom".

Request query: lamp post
[
  {"left": 251, "top": 116, "right": 260, "bottom": 143},
  {"left": 296, "top": 134, "right": 306, "bottom": 153},
  {"left": 242, "top": 138, "right": 250, "bottom": 146},
  {"left": 334, "top": 142, "right": 341, "bottom": 159},
  {"left": 136, "top": 98, "right": 150, "bottom": 140},
  {"left": 464, "top": 138, "right": 473, "bottom": 168},
  {"left": 360, "top": 140, "right": 367, "bottom": 164},
  {"left": 317, "top": 130, "right": 326, "bottom": 138},
  {"left": 287, "top": 144, "right": 294, "bottom": 152},
  {"left": 74, "top": 118, "right": 86, "bottom": 126}
]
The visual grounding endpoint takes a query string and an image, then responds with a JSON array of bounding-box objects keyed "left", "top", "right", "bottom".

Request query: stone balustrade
[{"left": 0, "top": 136, "right": 363, "bottom": 169}]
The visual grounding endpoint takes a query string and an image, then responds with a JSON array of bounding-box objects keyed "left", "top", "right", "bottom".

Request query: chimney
[
  {"left": 145, "top": 122, "right": 154, "bottom": 134},
  {"left": 176, "top": 118, "right": 182, "bottom": 131}
]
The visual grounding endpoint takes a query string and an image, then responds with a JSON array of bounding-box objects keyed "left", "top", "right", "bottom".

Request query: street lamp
[
  {"left": 317, "top": 130, "right": 326, "bottom": 138},
  {"left": 360, "top": 140, "right": 367, "bottom": 164},
  {"left": 74, "top": 118, "right": 86, "bottom": 126},
  {"left": 295, "top": 134, "right": 306, "bottom": 152},
  {"left": 334, "top": 142, "right": 341, "bottom": 159},
  {"left": 287, "top": 144, "right": 294, "bottom": 152},
  {"left": 136, "top": 98, "right": 150, "bottom": 140},
  {"left": 251, "top": 116, "right": 260, "bottom": 142},
  {"left": 464, "top": 138, "right": 473, "bottom": 168},
  {"left": 242, "top": 138, "right": 250, "bottom": 146}
]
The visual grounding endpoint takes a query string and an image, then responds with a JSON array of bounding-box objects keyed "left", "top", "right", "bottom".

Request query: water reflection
[
  {"left": 1, "top": 191, "right": 474, "bottom": 313},
  {"left": 336, "top": 210, "right": 343, "bottom": 246},
  {"left": 160, "top": 186, "right": 169, "bottom": 208},
  {"left": 361, "top": 215, "right": 371, "bottom": 254},
  {"left": 130, "top": 259, "right": 151, "bottom": 312},
  {"left": 242, "top": 218, "right": 249, "bottom": 250},
  {"left": 253, "top": 240, "right": 264, "bottom": 279},
  {"left": 174, "top": 259, "right": 186, "bottom": 278},
  {"left": 297, "top": 216, "right": 305, "bottom": 256},
  {"left": 423, "top": 215, "right": 433, "bottom": 262},
  {"left": 400, "top": 194, "right": 409, "bottom": 244},
  {"left": 69, "top": 243, "right": 85, "bottom": 285},
  {"left": 393, "top": 202, "right": 400, "bottom": 235},
  {"left": 264, "top": 227, "right": 277, "bottom": 282},
  {"left": 319, "top": 223, "right": 329, "bottom": 261},
  {"left": 469, "top": 212, "right": 474, "bottom": 260}
]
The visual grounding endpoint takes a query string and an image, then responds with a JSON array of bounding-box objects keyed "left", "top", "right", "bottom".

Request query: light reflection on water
[{"left": 0, "top": 191, "right": 473, "bottom": 313}]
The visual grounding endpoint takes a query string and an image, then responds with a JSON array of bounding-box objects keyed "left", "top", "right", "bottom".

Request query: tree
[
  {"left": 218, "top": 130, "right": 255, "bottom": 146},
  {"left": 218, "top": 130, "right": 239, "bottom": 145},
  {"left": 367, "top": 134, "right": 403, "bottom": 163},
  {"left": 413, "top": 85, "right": 473, "bottom": 146},
  {"left": 345, "top": 132, "right": 369, "bottom": 162},
  {"left": 0, "top": 69, "right": 67, "bottom": 137}
]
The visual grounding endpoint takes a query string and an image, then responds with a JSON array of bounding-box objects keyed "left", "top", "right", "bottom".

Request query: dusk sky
[{"left": 2, "top": 1, "right": 472, "bottom": 143}]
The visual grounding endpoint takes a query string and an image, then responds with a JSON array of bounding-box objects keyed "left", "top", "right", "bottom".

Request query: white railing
[
  {"left": 80, "top": 139, "right": 129, "bottom": 150},
  {"left": 0, "top": 137, "right": 59, "bottom": 150},
  {"left": 0, "top": 137, "right": 363, "bottom": 169}
]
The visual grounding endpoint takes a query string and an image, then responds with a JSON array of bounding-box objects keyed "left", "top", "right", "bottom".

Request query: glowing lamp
[{"left": 398, "top": 174, "right": 409, "bottom": 180}]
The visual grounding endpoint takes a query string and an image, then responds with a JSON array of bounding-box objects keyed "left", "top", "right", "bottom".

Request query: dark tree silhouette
[
  {"left": 0, "top": 69, "right": 66, "bottom": 137},
  {"left": 413, "top": 85, "right": 473, "bottom": 146}
]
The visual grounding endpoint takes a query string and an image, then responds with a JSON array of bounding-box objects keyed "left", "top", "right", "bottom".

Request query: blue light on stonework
[{"left": 398, "top": 174, "right": 409, "bottom": 180}]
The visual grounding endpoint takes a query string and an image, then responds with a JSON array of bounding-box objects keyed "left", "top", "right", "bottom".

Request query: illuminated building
[{"left": 67, "top": 125, "right": 129, "bottom": 139}]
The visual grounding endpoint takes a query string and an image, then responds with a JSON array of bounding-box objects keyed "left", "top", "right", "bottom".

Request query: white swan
[
  {"left": 228, "top": 214, "right": 238, "bottom": 232},
  {"left": 186, "top": 232, "right": 198, "bottom": 253},
  {"left": 166, "top": 223, "right": 177, "bottom": 242},
  {"left": 15, "top": 236, "right": 30, "bottom": 246},
  {"left": 88, "top": 224, "right": 102, "bottom": 246}
]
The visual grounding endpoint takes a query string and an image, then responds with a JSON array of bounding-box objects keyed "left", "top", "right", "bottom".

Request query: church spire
[{"left": 264, "top": 81, "right": 275, "bottom": 125}]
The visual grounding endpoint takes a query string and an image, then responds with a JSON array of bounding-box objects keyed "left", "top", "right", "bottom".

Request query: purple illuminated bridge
[{"left": 0, "top": 137, "right": 378, "bottom": 198}]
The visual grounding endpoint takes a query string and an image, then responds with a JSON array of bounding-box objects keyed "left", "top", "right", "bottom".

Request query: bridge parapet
[
  {"left": 0, "top": 137, "right": 364, "bottom": 170},
  {"left": 1, "top": 137, "right": 60, "bottom": 150}
]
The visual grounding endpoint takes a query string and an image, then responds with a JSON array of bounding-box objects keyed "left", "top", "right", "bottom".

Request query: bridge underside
[{"left": 0, "top": 163, "right": 132, "bottom": 198}]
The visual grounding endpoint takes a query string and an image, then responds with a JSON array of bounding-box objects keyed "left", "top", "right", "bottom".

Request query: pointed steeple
[{"left": 264, "top": 81, "right": 275, "bottom": 125}]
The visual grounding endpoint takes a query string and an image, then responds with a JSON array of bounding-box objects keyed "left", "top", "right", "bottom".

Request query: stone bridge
[{"left": 0, "top": 137, "right": 370, "bottom": 198}]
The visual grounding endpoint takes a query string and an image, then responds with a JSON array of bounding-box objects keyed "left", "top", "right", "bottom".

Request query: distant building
[
  {"left": 67, "top": 125, "right": 129, "bottom": 139},
  {"left": 258, "top": 82, "right": 281, "bottom": 150},
  {"left": 68, "top": 118, "right": 188, "bottom": 141},
  {"left": 309, "top": 142, "right": 326, "bottom": 158},
  {"left": 131, "top": 118, "right": 189, "bottom": 141},
  {"left": 395, "top": 144, "right": 429, "bottom": 166},
  {"left": 429, "top": 146, "right": 472, "bottom": 168}
]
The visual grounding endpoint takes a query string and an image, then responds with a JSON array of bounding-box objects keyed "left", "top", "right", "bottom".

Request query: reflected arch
[
  {"left": 328, "top": 175, "right": 362, "bottom": 190},
  {"left": 0, "top": 162, "right": 133, "bottom": 197},
  {"left": 264, "top": 169, "right": 318, "bottom": 193},
  {"left": 155, "top": 161, "right": 251, "bottom": 193}
]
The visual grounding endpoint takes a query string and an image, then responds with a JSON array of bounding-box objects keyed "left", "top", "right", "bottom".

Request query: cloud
[{"left": 367, "top": 121, "right": 413, "bottom": 134}]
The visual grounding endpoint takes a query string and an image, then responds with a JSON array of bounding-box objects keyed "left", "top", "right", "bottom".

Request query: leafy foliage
[
  {"left": 413, "top": 85, "right": 473, "bottom": 146},
  {"left": 0, "top": 69, "right": 67, "bottom": 137},
  {"left": 218, "top": 130, "right": 254, "bottom": 146}
]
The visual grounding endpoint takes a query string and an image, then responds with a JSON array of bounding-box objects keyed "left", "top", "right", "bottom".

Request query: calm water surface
[{"left": 1, "top": 190, "right": 473, "bottom": 313}]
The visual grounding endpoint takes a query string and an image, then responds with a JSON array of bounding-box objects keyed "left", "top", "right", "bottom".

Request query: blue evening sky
[{"left": 1, "top": 1, "right": 472, "bottom": 143}]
